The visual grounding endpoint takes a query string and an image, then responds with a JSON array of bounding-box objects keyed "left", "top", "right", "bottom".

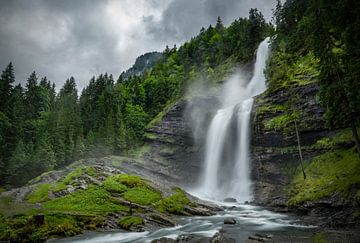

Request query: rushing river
[{"left": 50, "top": 202, "right": 316, "bottom": 243}]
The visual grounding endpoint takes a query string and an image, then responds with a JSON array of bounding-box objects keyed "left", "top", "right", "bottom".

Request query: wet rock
[
  {"left": 224, "top": 197, "right": 237, "bottom": 203},
  {"left": 248, "top": 233, "right": 273, "bottom": 242},
  {"left": 211, "top": 231, "right": 236, "bottom": 243},
  {"left": 147, "top": 213, "right": 176, "bottom": 226},
  {"left": 151, "top": 237, "right": 176, "bottom": 243},
  {"left": 183, "top": 205, "right": 215, "bottom": 216},
  {"left": 223, "top": 217, "right": 236, "bottom": 224}
]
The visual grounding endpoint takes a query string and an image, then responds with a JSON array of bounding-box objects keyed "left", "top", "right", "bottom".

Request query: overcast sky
[{"left": 0, "top": 0, "right": 276, "bottom": 91}]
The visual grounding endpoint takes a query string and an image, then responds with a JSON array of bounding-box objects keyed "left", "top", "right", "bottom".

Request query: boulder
[
  {"left": 224, "top": 197, "right": 237, "bottom": 203},
  {"left": 211, "top": 231, "right": 236, "bottom": 243},
  {"left": 223, "top": 217, "right": 236, "bottom": 224}
]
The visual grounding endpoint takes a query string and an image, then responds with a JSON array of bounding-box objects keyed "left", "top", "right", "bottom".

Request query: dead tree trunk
[{"left": 295, "top": 121, "right": 306, "bottom": 180}]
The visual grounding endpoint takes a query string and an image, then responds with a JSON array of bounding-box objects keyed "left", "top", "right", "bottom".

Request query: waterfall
[{"left": 195, "top": 37, "right": 270, "bottom": 202}]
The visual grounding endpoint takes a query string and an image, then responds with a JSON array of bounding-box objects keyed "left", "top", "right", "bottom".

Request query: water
[
  {"left": 193, "top": 37, "right": 270, "bottom": 202},
  {"left": 50, "top": 202, "right": 315, "bottom": 243}
]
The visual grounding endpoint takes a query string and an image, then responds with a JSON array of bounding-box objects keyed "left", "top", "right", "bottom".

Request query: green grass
[
  {"left": 155, "top": 188, "right": 194, "bottom": 214},
  {"left": 117, "top": 174, "right": 146, "bottom": 188},
  {"left": 102, "top": 175, "right": 128, "bottom": 193},
  {"left": 51, "top": 182, "right": 67, "bottom": 193},
  {"left": 62, "top": 166, "right": 95, "bottom": 185},
  {"left": 44, "top": 186, "right": 126, "bottom": 214},
  {"left": 264, "top": 111, "right": 300, "bottom": 131},
  {"left": 27, "top": 184, "right": 51, "bottom": 203},
  {"left": 123, "top": 188, "right": 161, "bottom": 205},
  {"left": 288, "top": 147, "right": 360, "bottom": 205},
  {"left": 257, "top": 104, "right": 286, "bottom": 116},
  {"left": 314, "top": 129, "right": 353, "bottom": 149},
  {"left": 118, "top": 216, "right": 144, "bottom": 230}
]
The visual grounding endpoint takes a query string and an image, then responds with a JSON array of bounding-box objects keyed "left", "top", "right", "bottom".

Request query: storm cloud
[{"left": 0, "top": 0, "right": 276, "bottom": 91}]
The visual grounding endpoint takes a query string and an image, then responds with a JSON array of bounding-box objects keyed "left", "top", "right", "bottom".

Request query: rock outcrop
[{"left": 251, "top": 83, "right": 329, "bottom": 208}]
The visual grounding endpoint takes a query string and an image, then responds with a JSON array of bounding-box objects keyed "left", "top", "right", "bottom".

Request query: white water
[{"left": 194, "top": 37, "right": 270, "bottom": 202}]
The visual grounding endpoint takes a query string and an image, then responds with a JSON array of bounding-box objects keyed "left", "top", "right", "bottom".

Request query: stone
[
  {"left": 223, "top": 217, "right": 236, "bottom": 224},
  {"left": 211, "top": 231, "right": 236, "bottom": 243},
  {"left": 224, "top": 197, "right": 237, "bottom": 203},
  {"left": 151, "top": 237, "right": 176, "bottom": 243}
]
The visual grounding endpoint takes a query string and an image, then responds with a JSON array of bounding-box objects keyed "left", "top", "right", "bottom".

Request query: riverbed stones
[
  {"left": 223, "top": 217, "right": 236, "bottom": 224},
  {"left": 224, "top": 197, "right": 237, "bottom": 202},
  {"left": 211, "top": 231, "right": 236, "bottom": 243}
]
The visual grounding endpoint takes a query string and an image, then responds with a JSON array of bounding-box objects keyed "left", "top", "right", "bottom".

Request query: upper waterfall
[{"left": 194, "top": 37, "right": 271, "bottom": 202}]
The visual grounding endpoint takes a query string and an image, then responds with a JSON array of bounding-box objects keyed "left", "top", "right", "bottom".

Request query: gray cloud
[{"left": 0, "top": 0, "right": 276, "bottom": 91}]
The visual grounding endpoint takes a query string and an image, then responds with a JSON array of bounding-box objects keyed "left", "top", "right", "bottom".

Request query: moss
[
  {"left": 257, "top": 104, "right": 286, "bottom": 116},
  {"left": 264, "top": 111, "right": 300, "bottom": 132},
  {"left": 288, "top": 147, "right": 360, "bottom": 205},
  {"left": 27, "top": 183, "right": 51, "bottom": 203},
  {"left": 117, "top": 174, "right": 146, "bottom": 188},
  {"left": 118, "top": 216, "right": 144, "bottom": 230},
  {"left": 62, "top": 166, "right": 95, "bottom": 185},
  {"left": 44, "top": 186, "right": 127, "bottom": 214},
  {"left": 313, "top": 232, "right": 328, "bottom": 243},
  {"left": 51, "top": 182, "right": 67, "bottom": 193},
  {"left": 102, "top": 175, "right": 128, "bottom": 193},
  {"left": 314, "top": 129, "right": 353, "bottom": 149},
  {"left": 0, "top": 213, "right": 103, "bottom": 242},
  {"left": 155, "top": 188, "right": 194, "bottom": 214},
  {"left": 123, "top": 187, "right": 161, "bottom": 205}
]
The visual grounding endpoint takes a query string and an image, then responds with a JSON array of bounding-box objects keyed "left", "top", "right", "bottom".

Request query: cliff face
[
  {"left": 250, "top": 83, "right": 328, "bottom": 207},
  {"left": 142, "top": 97, "right": 218, "bottom": 186},
  {"left": 250, "top": 83, "right": 360, "bottom": 227}
]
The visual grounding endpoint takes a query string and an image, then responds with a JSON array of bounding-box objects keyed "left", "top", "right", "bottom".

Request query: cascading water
[{"left": 195, "top": 37, "right": 270, "bottom": 202}]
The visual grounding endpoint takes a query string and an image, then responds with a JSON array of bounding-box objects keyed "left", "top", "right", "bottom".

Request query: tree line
[{"left": 271, "top": 0, "right": 360, "bottom": 155}]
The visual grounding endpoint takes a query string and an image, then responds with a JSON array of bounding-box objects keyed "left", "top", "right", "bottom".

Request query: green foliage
[
  {"left": 118, "top": 216, "right": 144, "bottom": 230},
  {"left": 27, "top": 184, "right": 51, "bottom": 203},
  {"left": 264, "top": 111, "right": 300, "bottom": 132},
  {"left": 265, "top": 43, "right": 319, "bottom": 93},
  {"left": 155, "top": 188, "right": 193, "bottom": 214},
  {"left": 62, "top": 166, "right": 95, "bottom": 185},
  {"left": 257, "top": 104, "right": 286, "bottom": 116},
  {"left": 123, "top": 188, "right": 161, "bottom": 205},
  {"left": 314, "top": 129, "right": 353, "bottom": 149},
  {"left": 273, "top": 0, "right": 360, "bottom": 155},
  {"left": 102, "top": 175, "right": 128, "bottom": 193},
  {"left": 313, "top": 232, "right": 328, "bottom": 243},
  {"left": 116, "top": 174, "right": 146, "bottom": 188},
  {"left": 44, "top": 186, "right": 126, "bottom": 214},
  {"left": 288, "top": 147, "right": 360, "bottom": 205}
]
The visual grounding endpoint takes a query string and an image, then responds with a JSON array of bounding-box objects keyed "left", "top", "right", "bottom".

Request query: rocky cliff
[{"left": 251, "top": 83, "right": 360, "bottom": 227}]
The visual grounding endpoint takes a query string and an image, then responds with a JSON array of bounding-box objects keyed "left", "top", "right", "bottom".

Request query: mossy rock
[
  {"left": 118, "top": 216, "right": 144, "bottom": 230},
  {"left": 123, "top": 188, "right": 161, "bottom": 205},
  {"left": 43, "top": 186, "right": 127, "bottom": 214},
  {"left": 155, "top": 188, "right": 194, "bottom": 214},
  {"left": 27, "top": 184, "right": 51, "bottom": 203}
]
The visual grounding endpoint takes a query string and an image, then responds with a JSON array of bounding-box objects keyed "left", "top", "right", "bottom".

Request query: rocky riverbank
[{"left": 0, "top": 156, "right": 221, "bottom": 242}]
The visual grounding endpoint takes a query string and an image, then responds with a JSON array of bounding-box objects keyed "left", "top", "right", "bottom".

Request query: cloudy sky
[{"left": 0, "top": 0, "right": 276, "bottom": 91}]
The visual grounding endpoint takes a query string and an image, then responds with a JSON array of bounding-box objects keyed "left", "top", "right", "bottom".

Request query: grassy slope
[{"left": 0, "top": 168, "right": 195, "bottom": 241}]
